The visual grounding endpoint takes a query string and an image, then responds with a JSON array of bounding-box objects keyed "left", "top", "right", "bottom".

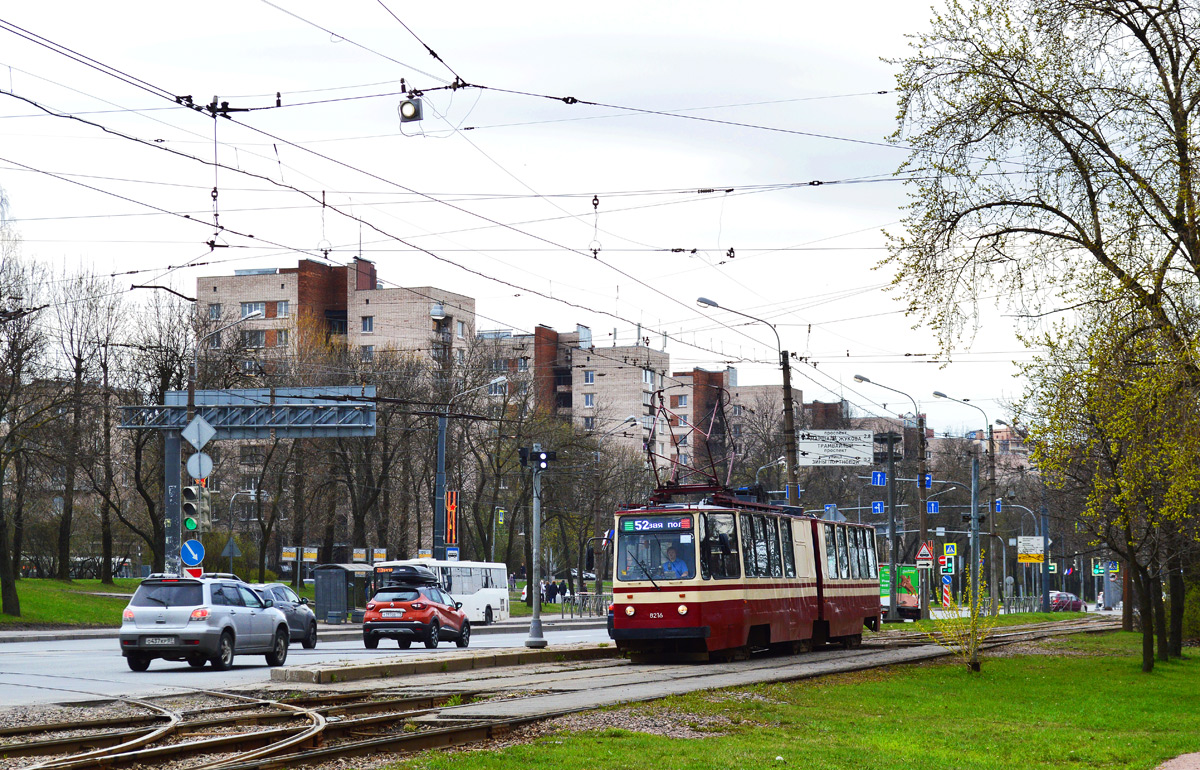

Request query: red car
[
  {"left": 363, "top": 567, "right": 470, "bottom": 649},
  {"left": 1050, "top": 591, "right": 1086, "bottom": 612}
]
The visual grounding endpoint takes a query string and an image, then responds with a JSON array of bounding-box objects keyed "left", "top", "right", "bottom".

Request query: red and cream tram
[{"left": 609, "top": 488, "right": 879, "bottom": 659}]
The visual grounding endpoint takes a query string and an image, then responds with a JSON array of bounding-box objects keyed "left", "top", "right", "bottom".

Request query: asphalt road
[{"left": 0, "top": 626, "right": 611, "bottom": 707}]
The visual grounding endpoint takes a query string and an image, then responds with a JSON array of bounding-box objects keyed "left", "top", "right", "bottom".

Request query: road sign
[
  {"left": 373, "top": 548, "right": 387, "bottom": 562},
  {"left": 353, "top": 548, "right": 367, "bottom": 562},
  {"left": 936, "top": 526, "right": 946, "bottom": 537},
  {"left": 871, "top": 471, "right": 886, "bottom": 486},
  {"left": 186, "top": 451, "right": 213, "bottom": 480},
  {"left": 944, "top": 543, "right": 957, "bottom": 556},
  {"left": 943, "top": 585, "right": 952, "bottom": 606},
  {"left": 1108, "top": 560, "right": 1120, "bottom": 573},
  {"left": 924, "top": 473, "right": 932, "bottom": 489},
  {"left": 926, "top": 500, "right": 940, "bottom": 514},
  {"left": 181, "top": 539, "right": 205, "bottom": 567},
  {"left": 942, "top": 574, "right": 952, "bottom": 585},
  {"left": 181, "top": 416, "right": 217, "bottom": 451},
  {"left": 418, "top": 549, "right": 433, "bottom": 559},
  {"left": 794, "top": 430, "right": 874, "bottom": 466},
  {"left": 941, "top": 556, "right": 955, "bottom": 575},
  {"left": 872, "top": 501, "right": 885, "bottom": 514},
  {"left": 994, "top": 498, "right": 1002, "bottom": 513},
  {"left": 916, "top": 541, "right": 934, "bottom": 561},
  {"left": 497, "top": 508, "right": 506, "bottom": 525},
  {"left": 184, "top": 567, "right": 204, "bottom": 578},
  {"left": 303, "top": 546, "right": 318, "bottom": 562},
  {"left": 221, "top": 539, "right": 242, "bottom": 559},
  {"left": 1018, "top": 536, "right": 1045, "bottom": 563},
  {"left": 281, "top": 546, "right": 297, "bottom": 560},
  {"left": 446, "top": 546, "right": 460, "bottom": 561}
]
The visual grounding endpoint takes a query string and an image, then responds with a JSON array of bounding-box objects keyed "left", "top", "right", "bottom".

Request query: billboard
[
  {"left": 795, "top": 430, "right": 874, "bottom": 467},
  {"left": 879, "top": 564, "right": 921, "bottom": 610}
]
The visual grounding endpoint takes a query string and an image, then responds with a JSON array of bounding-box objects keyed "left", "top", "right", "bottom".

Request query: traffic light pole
[
  {"left": 525, "top": 443, "right": 547, "bottom": 649},
  {"left": 434, "top": 410, "right": 447, "bottom": 561},
  {"left": 165, "top": 431, "right": 181, "bottom": 576}
]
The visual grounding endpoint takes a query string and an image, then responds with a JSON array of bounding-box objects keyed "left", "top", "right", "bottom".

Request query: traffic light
[
  {"left": 182, "top": 486, "right": 202, "bottom": 533},
  {"left": 198, "top": 487, "right": 213, "bottom": 532},
  {"left": 535, "top": 450, "right": 556, "bottom": 470},
  {"left": 519, "top": 447, "right": 529, "bottom": 467}
]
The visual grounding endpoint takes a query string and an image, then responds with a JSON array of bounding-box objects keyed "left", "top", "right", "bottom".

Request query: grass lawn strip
[
  {"left": 0, "top": 578, "right": 141, "bottom": 628},
  {"left": 387, "top": 631, "right": 1199, "bottom": 770}
]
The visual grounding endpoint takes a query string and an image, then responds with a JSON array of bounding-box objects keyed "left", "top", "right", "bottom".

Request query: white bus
[{"left": 374, "top": 558, "right": 509, "bottom": 625}]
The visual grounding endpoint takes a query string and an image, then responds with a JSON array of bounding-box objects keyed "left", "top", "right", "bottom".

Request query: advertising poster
[{"left": 879, "top": 565, "right": 921, "bottom": 609}]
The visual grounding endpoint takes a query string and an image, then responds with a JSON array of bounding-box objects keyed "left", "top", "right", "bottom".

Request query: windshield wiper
[{"left": 628, "top": 551, "right": 660, "bottom": 590}]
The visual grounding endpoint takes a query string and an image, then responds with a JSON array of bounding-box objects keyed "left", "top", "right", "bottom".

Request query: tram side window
[
  {"left": 741, "top": 514, "right": 758, "bottom": 577},
  {"left": 836, "top": 525, "right": 850, "bottom": 579},
  {"left": 781, "top": 519, "right": 796, "bottom": 578},
  {"left": 825, "top": 524, "right": 838, "bottom": 579},
  {"left": 700, "top": 513, "right": 740, "bottom": 580},
  {"left": 866, "top": 528, "right": 879, "bottom": 576},
  {"left": 855, "top": 528, "right": 871, "bottom": 579},
  {"left": 763, "top": 517, "right": 782, "bottom": 577},
  {"left": 848, "top": 527, "right": 861, "bottom": 579}
]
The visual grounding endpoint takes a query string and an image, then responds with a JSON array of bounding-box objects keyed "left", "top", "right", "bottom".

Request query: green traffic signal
[{"left": 184, "top": 516, "right": 199, "bottom": 531}]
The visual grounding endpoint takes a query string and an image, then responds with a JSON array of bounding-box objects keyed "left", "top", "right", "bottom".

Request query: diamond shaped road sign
[{"left": 181, "top": 416, "right": 217, "bottom": 451}]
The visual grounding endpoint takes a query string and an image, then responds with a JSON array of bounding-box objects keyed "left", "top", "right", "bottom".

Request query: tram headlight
[
  {"left": 677, "top": 604, "right": 688, "bottom": 615},
  {"left": 624, "top": 605, "right": 635, "bottom": 616}
]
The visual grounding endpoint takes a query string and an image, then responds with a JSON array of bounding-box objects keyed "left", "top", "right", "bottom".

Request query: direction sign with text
[
  {"left": 794, "top": 430, "right": 874, "bottom": 466},
  {"left": 1018, "top": 536, "right": 1045, "bottom": 563}
]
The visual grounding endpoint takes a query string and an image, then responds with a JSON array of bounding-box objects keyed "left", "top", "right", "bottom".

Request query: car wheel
[
  {"left": 424, "top": 622, "right": 440, "bottom": 649},
  {"left": 397, "top": 639, "right": 412, "bottom": 649},
  {"left": 126, "top": 655, "right": 151, "bottom": 672},
  {"left": 484, "top": 606, "right": 493, "bottom": 626},
  {"left": 211, "top": 631, "right": 235, "bottom": 670},
  {"left": 456, "top": 620, "right": 471, "bottom": 648},
  {"left": 302, "top": 622, "right": 318, "bottom": 649},
  {"left": 187, "top": 655, "right": 207, "bottom": 668},
  {"left": 266, "top": 628, "right": 289, "bottom": 666},
  {"left": 363, "top": 632, "right": 379, "bottom": 649}
]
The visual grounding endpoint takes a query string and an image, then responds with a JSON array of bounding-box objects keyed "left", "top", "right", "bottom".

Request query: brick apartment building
[{"left": 197, "top": 257, "right": 476, "bottom": 363}]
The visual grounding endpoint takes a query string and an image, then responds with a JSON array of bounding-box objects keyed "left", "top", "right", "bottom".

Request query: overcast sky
[{"left": 0, "top": 1, "right": 1033, "bottom": 436}]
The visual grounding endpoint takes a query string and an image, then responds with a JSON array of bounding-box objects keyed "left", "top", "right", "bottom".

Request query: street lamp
[
  {"left": 225, "top": 489, "right": 257, "bottom": 576},
  {"left": 435, "top": 375, "right": 507, "bottom": 559},
  {"left": 855, "top": 374, "right": 929, "bottom": 620},
  {"left": 696, "top": 296, "right": 800, "bottom": 505},
  {"left": 597, "top": 415, "right": 638, "bottom": 437},
  {"left": 756, "top": 456, "right": 786, "bottom": 486},
  {"left": 190, "top": 310, "right": 263, "bottom": 419}
]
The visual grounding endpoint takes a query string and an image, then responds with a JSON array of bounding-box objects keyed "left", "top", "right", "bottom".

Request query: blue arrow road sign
[
  {"left": 995, "top": 498, "right": 1002, "bottom": 512},
  {"left": 942, "top": 575, "right": 952, "bottom": 585},
  {"left": 181, "top": 539, "right": 205, "bottom": 567},
  {"left": 872, "top": 501, "right": 885, "bottom": 514},
  {"left": 871, "top": 471, "right": 886, "bottom": 486},
  {"left": 924, "top": 473, "right": 933, "bottom": 489},
  {"left": 825, "top": 504, "right": 837, "bottom": 514},
  {"left": 927, "top": 500, "right": 940, "bottom": 514}
]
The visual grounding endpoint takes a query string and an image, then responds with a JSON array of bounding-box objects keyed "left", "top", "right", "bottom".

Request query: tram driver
[{"left": 661, "top": 545, "right": 690, "bottom": 579}]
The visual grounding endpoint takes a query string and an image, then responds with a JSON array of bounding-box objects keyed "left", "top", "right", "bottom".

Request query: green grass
[
  {"left": 0, "top": 578, "right": 142, "bottom": 627},
  {"left": 387, "top": 631, "right": 1200, "bottom": 770},
  {"left": 888, "top": 610, "right": 1090, "bottom": 634}
]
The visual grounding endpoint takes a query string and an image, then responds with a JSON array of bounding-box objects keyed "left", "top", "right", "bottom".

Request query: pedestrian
[
  {"left": 559, "top": 579, "right": 570, "bottom": 601},
  {"left": 546, "top": 579, "right": 559, "bottom": 604},
  {"left": 508, "top": 573, "right": 516, "bottom": 592},
  {"left": 539, "top": 579, "right": 547, "bottom": 602}
]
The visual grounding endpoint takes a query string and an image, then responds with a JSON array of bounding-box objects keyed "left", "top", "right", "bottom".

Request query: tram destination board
[{"left": 621, "top": 515, "right": 693, "bottom": 533}]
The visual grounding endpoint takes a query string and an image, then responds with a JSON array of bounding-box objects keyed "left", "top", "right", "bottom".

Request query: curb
[{"left": 270, "top": 644, "right": 620, "bottom": 684}]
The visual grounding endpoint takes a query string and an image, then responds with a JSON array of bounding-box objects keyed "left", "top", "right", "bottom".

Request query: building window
[
  {"left": 491, "top": 359, "right": 505, "bottom": 371},
  {"left": 517, "top": 358, "right": 529, "bottom": 372},
  {"left": 241, "top": 359, "right": 258, "bottom": 374},
  {"left": 732, "top": 405, "right": 743, "bottom": 417},
  {"left": 642, "top": 368, "right": 654, "bottom": 385},
  {"left": 678, "top": 415, "right": 688, "bottom": 426},
  {"left": 731, "top": 425, "right": 742, "bottom": 437},
  {"left": 488, "top": 380, "right": 506, "bottom": 396},
  {"left": 208, "top": 304, "right": 221, "bottom": 320},
  {"left": 679, "top": 394, "right": 688, "bottom": 407},
  {"left": 584, "top": 370, "right": 595, "bottom": 384},
  {"left": 241, "top": 330, "right": 266, "bottom": 348},
  {"left": 208, "top": 333, "right": 221, "bottom": 349},
  {"left": 276, "top": 301, "right": 289, "bottom": 318},
  {"left": 362, "top": 316, "right": 374, "bottom": 333},
  {"left": 328, "top": 318, "right": 347, "bottom": 335},
  {"left": 643, "top": 391, "right": 653, "bottom": 406},
  {"left": 241, "top": 302, "right": 265, "bottom": 318},
  {"left": 678, "top": 435, "right": 688, "bottom": 446},
  {"left": 455, "top": 348, "right": 465, "bottom": 363},
  {"left": 240, "top": 445, "right": 265, "bottom": 465},
  {"left": 643, "top": 416, "right": 655, "bottom": 431},
  {"left": 275, "top": 330, "right": 288, "bottom": 347},
  {"left": 584, "top": 393, "right": 595, "bottom": 407},
  {"left": 457, "top": 320, "right": 465, "bottom": 338},
  {"left": 679, "top": 454, "right": 690, "bottom": 465},
  {"left": 362, "top": 345, "right": 374, "bottom": 362},
  {"left": 583, "top": 416, "right": 596, "bottom": 430}
]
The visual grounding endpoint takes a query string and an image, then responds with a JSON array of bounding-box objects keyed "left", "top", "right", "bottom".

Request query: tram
[{"left": 608, "top": 486, "right": 879, "bottom": 659}]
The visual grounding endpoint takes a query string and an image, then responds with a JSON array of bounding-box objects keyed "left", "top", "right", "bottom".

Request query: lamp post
[
  {"left": 190, "top": 310, "right": 263, "bottom": 420},
  {"left": 996, "top": 418, "right": 1052, "bottom": 612},
  {"left": 226, "top": 489, "right": 257, "bottom": 576},
  {"left": 755, "top": 456, "right": 786, "bottom": 486},
  {"left": 854, "top": 375, "right": 929, "bottom": 620},
  {"left": 934, "top": 390, "right": 997, "bottom": 614},
  {"left": 435, "top": 375, "right": 507, "bottom": 559},
  {"left": 697, "top": 297, "right": 800, "bottom": 505}
]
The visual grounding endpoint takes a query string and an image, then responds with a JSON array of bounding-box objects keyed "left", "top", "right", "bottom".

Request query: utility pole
[
  {"left": 780, "top": 349, "right": 800, "bottom": 506},
  {"left": 1041, "top": 502, "right": 1051, "bottom": 612},
  {"left": 878, "top": 431, "right": 900, "bottom": 622},
  {"left": 525, "top": 443, "right": 547, "bottom": 649}
]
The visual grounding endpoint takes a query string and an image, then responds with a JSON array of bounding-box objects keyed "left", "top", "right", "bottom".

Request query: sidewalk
[{"left": 0, "top": 614, "right": 606, "bottom": 645}]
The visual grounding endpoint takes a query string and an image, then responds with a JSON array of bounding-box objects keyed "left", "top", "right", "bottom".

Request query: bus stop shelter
[{"left": 313, "top": 563, "right": 373, "bottom": 623}]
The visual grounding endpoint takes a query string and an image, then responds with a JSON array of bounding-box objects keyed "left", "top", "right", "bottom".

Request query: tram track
[{"left": 1, "top": 617, "right": 1120, "bottom": 770}]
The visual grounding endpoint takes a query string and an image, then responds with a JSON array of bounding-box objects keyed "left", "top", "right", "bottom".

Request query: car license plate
[
  {"left": 144, "top": 636, "right": 175, "bottom": 645},
  {"left": 380, "top": 609, "right": 404, "bottom": 618}
]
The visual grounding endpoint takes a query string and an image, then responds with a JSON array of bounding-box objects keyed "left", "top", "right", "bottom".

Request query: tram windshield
[{"left": 616, "top": 514, "right": 695, "bottom": 581}]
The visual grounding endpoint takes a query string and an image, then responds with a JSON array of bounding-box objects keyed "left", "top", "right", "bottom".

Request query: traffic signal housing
[
  {"left": 182, "top": 486, "right": 202, "bottom": 533},
  {"left": 535, "top": 450, "right": 556, "bottom": 470},
  {"left": 198, "top": 487, "right": 213, "bottom": 532}
]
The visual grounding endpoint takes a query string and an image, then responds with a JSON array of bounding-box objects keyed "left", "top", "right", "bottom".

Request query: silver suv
[{"left": 119, "top": 573, "right": 291, "bottom": 672}]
